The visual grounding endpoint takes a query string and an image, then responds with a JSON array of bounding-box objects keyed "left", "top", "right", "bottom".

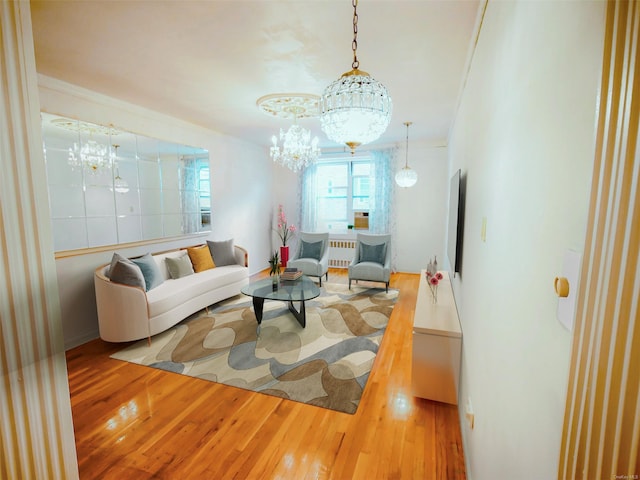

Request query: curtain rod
[{"left": 319, "top": 142, "right": 399, "bottom": 157}]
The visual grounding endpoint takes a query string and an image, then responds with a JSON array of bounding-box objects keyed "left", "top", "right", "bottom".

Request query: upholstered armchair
[
  {"left": 348, "top": 233, "right": 391, "bottom": 292},
  {"left": 286, "top": 232, "right": 330, "bottom": 286}
]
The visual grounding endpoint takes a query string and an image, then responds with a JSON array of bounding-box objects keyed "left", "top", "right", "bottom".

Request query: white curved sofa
[{"left": 94, "top": 245, "right": 249, "bottom": 343}]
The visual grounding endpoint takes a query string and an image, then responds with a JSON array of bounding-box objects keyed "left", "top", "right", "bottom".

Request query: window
[
  {"left": 301, "top": 149, "right": 395, "bottom": 235},
  {"left": 312, "top": 157, "right": 372, "bottom": 232}
]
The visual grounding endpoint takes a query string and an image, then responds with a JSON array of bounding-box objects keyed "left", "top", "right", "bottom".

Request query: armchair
[
  {"left": 286, "top": 232, "right": 330, "bottom": 286},
  {"left": 348, "top": 233, "right": 391, "bottom": 292}
]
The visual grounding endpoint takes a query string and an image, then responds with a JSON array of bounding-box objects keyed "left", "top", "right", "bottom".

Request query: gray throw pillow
[
  {"left": 107, "top": 252, "right": 129, "bottom": 279},
  {"left": 132, "top": 253, "right": 164, "bottom": 291},
  {"left": 360, "top": 242, "right": 386, "bottom": 265},
  {"left": 109, "top": 260, "right": 146, "bottom": 289},
  {"left": 300, "top": 240, "right": 323, "bottom": 261},
  {"left": 207, "top": 239, "right": 236, "bottom": 267},
  {"left": 165, "top": 253, "right": 195, "bottom": 279}
]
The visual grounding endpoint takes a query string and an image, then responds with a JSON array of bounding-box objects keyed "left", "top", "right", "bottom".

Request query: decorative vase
[
  {"left": 280, "top": 245, "right": 289, "bottom": 268},
  {"left": 271, "top": 273, "right": 279, "bottom": 291}
]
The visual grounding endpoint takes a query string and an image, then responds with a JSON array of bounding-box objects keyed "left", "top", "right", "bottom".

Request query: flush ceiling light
[
  {"left": 257, "top": 93, "right": 321, "bottom": 172},
  {"left": 320, "top": 0, "right": 392, "bottom": 154},
  {"left": 396, "top": 121, "right": 418, "bottom": 188}
]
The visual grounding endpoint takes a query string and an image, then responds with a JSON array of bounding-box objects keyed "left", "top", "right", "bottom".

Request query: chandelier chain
[
  {"left": 320, "top": 0, "right": 392, "bottom": 150},
  {"left": 352, "top": 0, "right": 359, "bottom": 70},
  {"left": 405, "top": 122, "right": 410, "bottom": 168}
]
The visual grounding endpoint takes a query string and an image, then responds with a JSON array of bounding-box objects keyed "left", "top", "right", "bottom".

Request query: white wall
[
  {"left": 271, "top": 163, "right": 300, "bottom": 255},
  {"left": 39, "top": 76, "right": 274, "bottom": 349},
  {"left": 395, "top": 141, "right": 448, "bottom": 273},
  {"left": 448, "top": 1, "right": 605, "bottom": 479}
]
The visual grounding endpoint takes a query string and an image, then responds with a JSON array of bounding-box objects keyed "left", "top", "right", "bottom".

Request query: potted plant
[{"left": 268, "top": 250, "right": 281, "bottom": 290}]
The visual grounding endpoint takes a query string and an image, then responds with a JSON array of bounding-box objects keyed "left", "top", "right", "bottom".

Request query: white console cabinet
[{"left": 411, "top": 270, "right": 462, "bottom": 405}]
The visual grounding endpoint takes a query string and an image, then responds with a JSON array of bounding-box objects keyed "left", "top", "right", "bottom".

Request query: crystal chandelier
[
  {"left": 257, "top": 93, "right": 321, "bottom": 172},
  {"left": 68, "top": 138, "right": 109, "bottom": 173},
  {"left": 270, "top": 117, "right": 320, "bottom": 172},
  {"left": 396, "top": 121, "right": 418, "bottom": 188},
  {"left": 53, "top": 118, "right": 119, "bottom": 174},
  {"left": 320, "top": 0, "right": 392, "bottom": 154}
]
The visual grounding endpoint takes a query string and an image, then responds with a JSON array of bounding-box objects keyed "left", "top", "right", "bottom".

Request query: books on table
[{"left": 281, "top": 268, "right": 302, "bottom": 281}]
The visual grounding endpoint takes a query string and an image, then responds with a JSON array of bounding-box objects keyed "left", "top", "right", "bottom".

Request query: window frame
[{"left": 312, "top": 154, "right": 373, "bottom": 234}]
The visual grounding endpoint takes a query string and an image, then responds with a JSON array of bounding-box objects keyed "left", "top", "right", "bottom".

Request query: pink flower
[
  {"left": 426, "top": 271, "right": 432, "bottom": 278},
  {"left": 274, "top": 205, "right": 296, "bottom": 246},
  {"left": 435, "top": 272, "right": 443, "bottom": 280},
  {"left": 430, "top": 276, "right": 439, "bottom": 286}
]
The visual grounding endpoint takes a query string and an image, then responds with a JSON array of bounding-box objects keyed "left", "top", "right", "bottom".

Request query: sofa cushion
[
  {"left": 287, "top": 258, "right": 323, "bottom": 277},
  {"left": 165, "top": 252, "right": 195, "bottom": 279},
  {"left": 146, "top": 265, "right": 248, "bottom": 318},
  {"left": 360, "top": 242, "right": 386, "bottom": 265},
  {"left": 187, "top": 245, "right": 215, "bottom": 272},
  {"left": 207, "top": 239, "right": 236, "bottom": 266},
  {"left": 107, "top": 252, "right": 129, "bottom": 279},
  {"left": 299, "top": 240, "right": 323, "bottom": 260},
  {"left": 109, "top": 258, "right": 146, "bottom": 289},
  {"left": 132, "top": 253, "right": 165, "bottom": 291}
]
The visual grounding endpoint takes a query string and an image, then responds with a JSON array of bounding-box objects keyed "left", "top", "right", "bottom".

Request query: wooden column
[
  {"left": 0, "top": 2, "right": 79, "bottom": 478},
  {"left": 559, "top": 0, "right": 640, "bottom": 477}
]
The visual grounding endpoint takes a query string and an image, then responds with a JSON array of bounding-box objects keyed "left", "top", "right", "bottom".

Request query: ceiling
[{"left": 30, "top": 0, "right": 480, "bottom": 151}]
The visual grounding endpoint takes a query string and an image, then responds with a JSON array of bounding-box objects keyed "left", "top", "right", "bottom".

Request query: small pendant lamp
[{"left": 395, "top": 121, "right": 418, "bottom": 188}]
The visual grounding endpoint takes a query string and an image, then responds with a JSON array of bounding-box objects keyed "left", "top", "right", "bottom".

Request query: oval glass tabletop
[
  {"left": 241, "top": 275, "right": 320, "bottom": 302},
  {"left": 241, "top": 275, "right": 321, "bottom": 329}
]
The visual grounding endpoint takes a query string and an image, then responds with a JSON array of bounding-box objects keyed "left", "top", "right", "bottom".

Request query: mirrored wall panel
[{"left": 41, "top": 113, "right": 211, "bottom": 252}]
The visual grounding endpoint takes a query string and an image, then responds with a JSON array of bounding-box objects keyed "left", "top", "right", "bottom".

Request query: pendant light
[
  {"left": 111, "top": 144, "right": 130, "bottom": 194},
  {"left": 320, "top": 0, "right": 392, "bottom": 154},
  {"left": 395, "top": 121, "right": 418, "bottom": 188}
]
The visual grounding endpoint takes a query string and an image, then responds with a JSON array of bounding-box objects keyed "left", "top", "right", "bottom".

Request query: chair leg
[
  {"left": 349, "top": 278, "right": 351, "bottom": 290},
  {"left": 385, "top": 282, "right": 389, "bottom": 293},
  {"left": 319, "top": 276, "right": 322, "bottom": 287}
]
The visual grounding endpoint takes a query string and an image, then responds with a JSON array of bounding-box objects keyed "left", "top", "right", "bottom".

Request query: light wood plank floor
[{"left": 67, "top": 269, "right": 466, "bottom": 479}]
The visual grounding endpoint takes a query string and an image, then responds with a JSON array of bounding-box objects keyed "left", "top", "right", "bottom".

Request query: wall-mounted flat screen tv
[{"left": 447, "top": 169, "right": 465, "bottom": 276}]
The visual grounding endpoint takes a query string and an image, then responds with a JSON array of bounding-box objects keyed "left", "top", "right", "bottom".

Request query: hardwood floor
[{"left": 66, "top": 269, "right": 466, "bottom": 479}]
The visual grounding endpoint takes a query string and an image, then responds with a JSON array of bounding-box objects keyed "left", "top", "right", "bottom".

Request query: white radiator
[{"left": 329, "top": 239, "right": 356, "bottom": 268}]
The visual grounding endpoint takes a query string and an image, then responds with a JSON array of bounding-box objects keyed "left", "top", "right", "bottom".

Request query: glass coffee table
[{"left": 241, "top": 275, "right": 320, "bottom": 331}]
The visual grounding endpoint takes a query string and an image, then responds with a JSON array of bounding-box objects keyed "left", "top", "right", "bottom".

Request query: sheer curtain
[
  {"left": 299, "top": 160, "right": 318, "bottom": 233},
  {"left": 369, "top": 147, "right": 397, "bottom": 271},
  {"left": 299, "top": 147, "right": 397, "bottom": 264},
  {"left": 368, "top": 147, "right": 397, "bottom": 234}
]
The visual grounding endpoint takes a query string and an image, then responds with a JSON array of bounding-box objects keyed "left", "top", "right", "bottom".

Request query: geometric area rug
[{"left": 111, "top": 282, "right": 398, "bottom": 414}]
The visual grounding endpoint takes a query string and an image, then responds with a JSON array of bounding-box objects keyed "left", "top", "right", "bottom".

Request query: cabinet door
[{"left": 411, "top": 332, "right": 461, "bottom": 405}]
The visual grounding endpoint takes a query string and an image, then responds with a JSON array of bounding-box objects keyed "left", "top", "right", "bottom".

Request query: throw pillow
[
  {"left": 165, "top": 252, "right": 195, "bottom": 279},
  {"left": 187, "top": 245, "right": 215, "bottom": 272},
  {"left": 132, "top": 253, "right": 165, "bottom": 291},
  {"left": 360, "top": 242, "right": 386, "bottom": 265},
  {"left": 207, "top": 239, "right": 236, "bottom": 267},
  {"left": 299, "top": 240, "right": 323, "bottom": 261},
  {"left": 109, "top": 259, "right": 146, "bottom": 290},
  {"left": 106, "top": 252, "right": 129, "bottom": 278}
]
